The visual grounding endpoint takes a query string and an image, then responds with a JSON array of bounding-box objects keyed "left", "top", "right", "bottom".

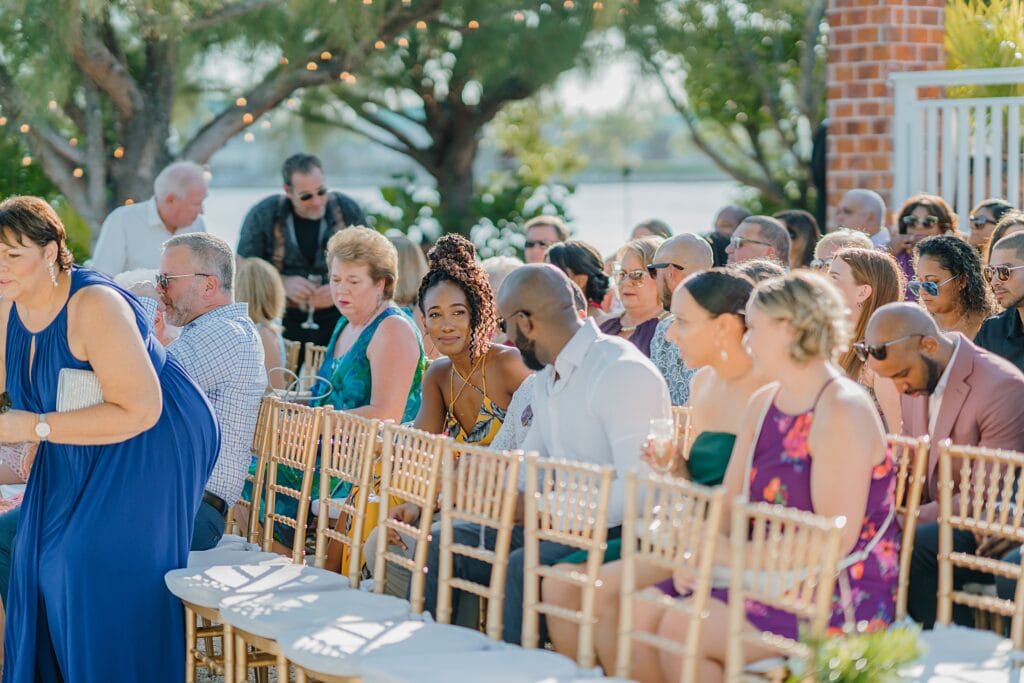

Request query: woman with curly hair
[
  {"left": 912, "top": 235, "right": 995, "bottom": 339},
  {"left": 545, "top": 239, "right": 611, "bottom": 320}
]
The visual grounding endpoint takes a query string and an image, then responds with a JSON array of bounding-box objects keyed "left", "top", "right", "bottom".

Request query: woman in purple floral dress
[{"left": 631, "top": 272, "right": 898, "bottom": 683}]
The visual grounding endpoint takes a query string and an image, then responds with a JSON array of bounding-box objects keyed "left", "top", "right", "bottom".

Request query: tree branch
[
  {"left": 187, "top": 0, "right": 279, "bottom": 32},
  {"left": 308, "top": 112, "right": 434, "bottom": 170},
  {"left": 798, "top": 0, "right": 827, "bottom": 127},
  {"left": 66, "top": 12, "right": 144, "bottom": 119},
  {"left": 0, "top": 64, "right": 85, "bottom": 167}
]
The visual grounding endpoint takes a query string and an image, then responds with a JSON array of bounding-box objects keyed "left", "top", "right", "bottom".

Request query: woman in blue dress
[{"left": 0, "top": 196, "right": 218, "bottom": 682}]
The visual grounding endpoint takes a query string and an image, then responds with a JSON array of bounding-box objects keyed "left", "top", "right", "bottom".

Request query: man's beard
[
  {"left": 922, "top": 354, "right": 944, "bottom": 395},
  {"left": 512, "top": 328, "right": 545, "bottom": 371},
  {"left": 659, "top": 280, "right": 673, "bottom": 310}
]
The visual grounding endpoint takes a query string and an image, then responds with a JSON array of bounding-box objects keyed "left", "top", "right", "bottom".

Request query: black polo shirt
[{"left": 975, "top": 307, "right": 1024, "bottom": 372}]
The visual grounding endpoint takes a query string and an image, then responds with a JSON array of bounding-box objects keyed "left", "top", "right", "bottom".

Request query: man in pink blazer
[{"left": 865, "top": 303, "right": 1024, "bottom": 627}]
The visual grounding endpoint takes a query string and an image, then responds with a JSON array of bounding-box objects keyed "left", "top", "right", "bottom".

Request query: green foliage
[
  {"left": 624, "top": 0, "right": 827, "bottom": 211},
  {"left": 796, "top": 624, "right": 922, "bottom": 683},
  {"left": 490, "top": 100, "right": 588, "bottom": 186},
  {"left": 946, "top": 0, "right": 1024, "bottom": 97}
]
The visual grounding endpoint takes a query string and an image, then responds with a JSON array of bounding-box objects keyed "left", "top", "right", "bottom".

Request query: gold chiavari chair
[
  {"left": 724, "top": 501, "right": 846, "bottom": 683},
  {"left": 888, "top": 433, "right": 930, "bottom": 621},
  {"left": 312, "top": 409, "right": 380, "bottom": 585},
  {"left": 672, "top": 405, "right": 695, "bottom": 461},
  {"left": 436, "top": 442, "right": 525, "bottom": 640},
  {"left": 521, "top": 457, "right": 615, "bottom": 669},
  {"left": 372, "top": 422, "right": 448, "bottom": 613},
  {"left": 616, "top": 472, "right": 726, "bottom": 682},
  {"left": 284, "top": 339, "right": 302, "bottom": 377},
  {"left": 937, "top": 440, "right": 1024, "bottom": 646},
  {"left": 302, "top": 342, "right": 328, "bottom": 383},
  {"left": 226, "top": 394, "right": 276, "bottom": 539}
]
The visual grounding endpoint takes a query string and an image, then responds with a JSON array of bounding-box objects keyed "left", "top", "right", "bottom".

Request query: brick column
[{"left": 826, "top": 0, "right": 946, "bottom": 228}]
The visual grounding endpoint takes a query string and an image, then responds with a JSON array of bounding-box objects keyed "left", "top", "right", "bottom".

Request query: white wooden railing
[{"left": 892, "top": 67, "right": 1024, "bottom": 227}]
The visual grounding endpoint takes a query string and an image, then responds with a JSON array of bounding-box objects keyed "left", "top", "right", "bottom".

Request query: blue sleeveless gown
[{"left": 2, "top": 268, "right": 219, "bottom": 682}]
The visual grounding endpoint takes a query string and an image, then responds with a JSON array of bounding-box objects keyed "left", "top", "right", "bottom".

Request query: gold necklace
[{"left": 620, "top": 310, "right": 669, "bottom": 335}]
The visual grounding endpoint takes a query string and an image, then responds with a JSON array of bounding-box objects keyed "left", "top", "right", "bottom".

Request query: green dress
[
  {"left": 559, "top": 431, "right": 736, "bottom": 565},
  {"left": 244, "top": 306, "right": 426, "bottom": 546}
]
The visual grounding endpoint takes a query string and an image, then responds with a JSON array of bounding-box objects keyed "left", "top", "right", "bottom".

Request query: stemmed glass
[{"left": 300, "top": 274, "right": 322, "bottom": 330}]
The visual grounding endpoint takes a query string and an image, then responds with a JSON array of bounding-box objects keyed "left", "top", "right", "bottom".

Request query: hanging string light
[
  {"left": 73, "top": 168, "right": 84, "bottom": 178},
  {"left": 113, "top": 146, "right": 125, "bottom": 159},
  {"left": 306, "top": 61, "right": 319, "bottom": 71},
  {"left": 235, "top": 97, "right": 248, "bottom": 107},
  {"left": 19, "top": 123, "right": 29, "bottom": 133},
  {"left": 0, "top": 117, "right": 7, "bottom": 126},
  {"left": 244, "top": 132, "right": 255, "bottom": 142},
  {"left": 69, "top": 137, "right": 78, "bottom": 146},
  {"left": 124, "top": 199, "right": 135, "bottom": 206},
  {"left": 374, "top": 40, "right": 386, "bottom": 49},
  {"left": 320, "top": 51, "right": 332, "bottom": 60},
  {"left": 398, "top": 37, "right": 409, "bottom": 47},
  {"left": 467, "top": 20, "right": 479, "bottom": 29},
  {"left": 21, "top": 156, "right": 31, "bottom": 167},
  {"left": 416, "top": 20, "right": 427, "bottom": 29}
]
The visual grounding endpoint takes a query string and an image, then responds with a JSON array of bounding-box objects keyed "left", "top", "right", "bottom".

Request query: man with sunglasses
[
  {"left": 724, "top": 215, "right": 790, "bottom": 267},
  {"left": 863, "top": 303, "right": 1024, "bottom": 629},
  {"left": 648, "top": 234, "right": 713, "bottom": 404},
  {"left": 975, "top": 232, "right": 1024, "bottom": 372},
  {"left": 237, "top": 153, "right": 366, "bottom": 345},
  {"left": 522, "top": 214, "right": 569, "bottom": 264}
]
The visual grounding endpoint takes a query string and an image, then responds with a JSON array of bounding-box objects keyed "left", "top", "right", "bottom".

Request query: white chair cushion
[
  {"left": 358, "top": 647, "right": 598, "bottom": 683},
  {"left": 278, "top": 619, "right": 492, "bottom": 677},
  {"left": 187, "top": 549, "right": 286, "bottom": 568},
  {"left": 165, "top": 563, "right": 349, "bottom": 609},
  {"left": 900, "top": 624, "right": 1016, "bottom": 682},
  {"left": 218, "top": 588, "right": 412, "bottom": 641}
]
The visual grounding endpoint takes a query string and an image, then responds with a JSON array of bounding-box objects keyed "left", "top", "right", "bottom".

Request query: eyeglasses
[
  {"left": 498, "top": 310, "right": 530, "bottom": 334},
  {"left": 907, "top": 274, "right": 958, "bottom": 297},
  {"left": 809, "top": 257, "right": 832, "bottom": 271},
  {"left": 646, "top": 262, "right": 686, "bottom": 278},
  {"left": 901, "top": 215, "right": 939, "bottom": 228},
  {"left": 970, "top": 214, "right": 996, "bottom": 228},
  {"left": 524, "top": 240, "right": 551, "bottom": 250},
  {"left": 296, "top": 187, "right": 328, "bottom": 202},
  {"left": 155, "top": 272, "right": 212, "bottom": 288},
  {"left": 615, "top": 269, "right": 649, "bottom": 285},
  {"left": 852, "top": 334, "right": 923, "bottom": 362},
  {"left": 984, "top": 264, "right": 1024, "bottom": 282},
  {"left": 729, "top": 235, "right": 773, "bottom": 250}
]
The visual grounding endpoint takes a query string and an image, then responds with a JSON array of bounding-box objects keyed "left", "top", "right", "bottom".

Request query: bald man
[
  {"left": 649, "top": 234, "right": 714, "bottom": 404},
  {"left": 419, "top": 264, "right": 671, "bottom": 645},
  {"left": 835, "top": 189, "right": 890, "bottom": 248},
  {"left": 864, "top": 303, "right": 1024, "bottom": 627}
]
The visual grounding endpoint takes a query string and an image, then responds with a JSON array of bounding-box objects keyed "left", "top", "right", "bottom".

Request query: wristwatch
[{"left": 35, "top": 414, "right": 50, "bottom": 442}]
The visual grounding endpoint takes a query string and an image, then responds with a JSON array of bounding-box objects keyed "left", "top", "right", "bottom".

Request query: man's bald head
[
  {"left": 866, "top": 303, "right": 940, "bottom": 344},
  {"left": 654, "top": 234, "right": 713, "bottom": 308},
  {"left": 864, "top": 302, "right": 952, "bottom": 398},
  {"left": 497, "top": 264, "right": 583, "bottom": 371}
]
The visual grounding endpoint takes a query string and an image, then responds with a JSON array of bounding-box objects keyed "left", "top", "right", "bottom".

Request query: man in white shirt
[
  {"left": 91, "top": 161, "right": 208, "bottom": 276},
  {"left": 834, "top": 188, "right": 891, "bottom": 248},
  {"left": 419, "top": 264, "right": 671, "bottom": 644}
]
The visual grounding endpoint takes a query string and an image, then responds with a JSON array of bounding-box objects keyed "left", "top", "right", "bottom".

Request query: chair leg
[
  {"left": 276, "top": 652, "right": 288, "bottom": 681},
  {"left": 184, "top": 606, "right": 197, "bottom": 683},
  {"left": 233, "top": 633, "right": 248, "bottom": 683},
  {"left": 222, "top": 623, "right": 234, "bottom": 681}
]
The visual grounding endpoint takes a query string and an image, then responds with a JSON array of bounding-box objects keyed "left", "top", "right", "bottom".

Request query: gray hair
[
  {"left": 742, "top": 216, "right": 791, "bottom": 266},
  {"left": 154, "top": 161, "right": 207, "bottom": 200},
  {"left": 164, "top": 232, "right": 235, "bottom": 293},
  {"left": 843, "top": 189, "right": 886, "bottom": 230},
  {"left": 482, "top": 255, "right": 523, "bottom": 294}
]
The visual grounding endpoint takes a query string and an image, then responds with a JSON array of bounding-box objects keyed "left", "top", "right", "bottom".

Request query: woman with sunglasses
[
  {"left": 911, "top": 235, "right": 995, "bottom": 340},
  {"left": 599, "top": 236, "right": 667, "bottom": 357},
  {"left": 828, "top": 248, "right": 904, "bottom": 430},
  {"left": 773, "top": 209, "right": 821, "bottom": 269},
  {"left": 545, "top": 239, "right": 612, "bottom": 321},
  {"left": 967, "top": 198, "right": 1014, "bottom": 255},
  {"left": 890, "top": 193, "right": 958, "bottom": 300}
]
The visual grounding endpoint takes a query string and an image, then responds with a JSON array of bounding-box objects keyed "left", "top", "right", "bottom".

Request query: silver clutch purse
[{"left": 56, "top": 368, "right": 104, "bottom": 412}]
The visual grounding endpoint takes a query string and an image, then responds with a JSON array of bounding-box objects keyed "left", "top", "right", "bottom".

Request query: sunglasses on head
[
  {"left": 296, "top": 187, "right": 328, "bottom": 202},
  {"left": 524, "top": 240, "right": 550, "bottom": 249},
  {"left": 615, "top": 268, "right": 649, "bottom": 284},
  {"left": 907, "top": 274, "right": 958, "bottom": 297},
  {"left": 852, "top": 333, "right": 923, "bottom": 362},
  {"left": 901, "top": 215, "right": 939, "bottom": 228},
  {"left": 729, "top": 235, "right": 772, "bottom": 249},
  {"left": 970, "top": 214, "right": 996, "bottom": 228},
  {"left": 498, "top": 309, "right": 530, "bottom": 334},
  {"left": 984, "top": 264, "right": 1024, "bottom": 282},
  {"left": 646, "top": 262, "right": 686, "bottom": 278},
  {"left": 155, "top": 272, "right": 211, "bottom": 289}
]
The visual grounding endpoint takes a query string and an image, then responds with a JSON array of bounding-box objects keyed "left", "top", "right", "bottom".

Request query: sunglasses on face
[
  {"left": 296, "top": 187, "right": 328, "bottom": 202},
  {"left": 901, "top": 215, "right": 939, "bottom": 228},
  {"left": 498, "top": 309, "right": 530, "bottom": 334},
  {"left": 984, "top": 264, "right": 1024, "bottom": 282},
  {"left": 809, "top": 257, "right": 832, "bottom": 271},
  {"left": 524, "top": 240, "right": 550, "bottom": 250},
  {"left": 907, "top": 274, "right": 958, "bottom": 297},
  {"left": 852, "top": 334, "right": 923, "bottom": 362},
  {"left": 646, "top": 262, "right": 686, "bottom": 278},
  {"left": 615, "top": 269, "right": 649, "bottom": 285},
  {"left": 155, "top": 272, "right": 211, "bottom": 288},
  {"left": 970, "top": 214, "right": 996, "bottom": 228},
  {"left": 729, "top": 235, "right": 772, "bottom": 250}
]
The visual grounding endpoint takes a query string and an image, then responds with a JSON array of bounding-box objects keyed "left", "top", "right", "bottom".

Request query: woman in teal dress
[{"left": 246, "top": 227, "right": 426, "bottom": 555}]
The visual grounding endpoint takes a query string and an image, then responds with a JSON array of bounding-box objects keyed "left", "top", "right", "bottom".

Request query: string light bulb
[
  {"left": 416, "top": 20, "right": 427, "bottom": 29},
  {"left": 0, "top": 117, "right": 7, "bottom": 126},
  {"left": 564, "top": 0, "right": 574, "bottom": 7},
  {"left": 279, "top": 57, "right": 289, "bottom": 66},
  {"left": 48, "top": 100, "right": 58, "bottom": 110},
  {"left": 69, "top": 137, "right": 78, "bottom": 146},
  {"left": 467, "top": 20, "right": 479, "bottom": 29},
  {"left": 244, "top": 132, "right": 255, "bottom": 142},
  {"left": 320, "top": 51, "right": 332, "bottom": 60},
  {"left": 513, "top": 11, "right": 525, "bottom": 21},
  {"left": 235, "top": 97, "right": 248, "bottom": 107},
  {"left": 124, "top": 199, "right": 135, "bottom": 206},
  {"left": 374, "top": 40, "right": 386, "bottom": 49},
  {"left": 73, "top": 167, "right": 84, "bottom": 178},
  {"left": 113, "top": 146, "right": 125, "bottom": 159},
  {"left": 19, "top": 123, "right": 29, "bottom": 133},
  {"left": 593, "top": 1, "right": 603, "bottom": 7},
  {"left": 398, "top": 37, "right": 409, "bottom": 47},
  {"left": 242, "top": 113, "right": 254, "bottom": 124},
  {"left": 306, "top": 61, "right": 318, "bottom": 71},
  {"left": 21, "top": 156, "right": 31, "bottom": 167}
]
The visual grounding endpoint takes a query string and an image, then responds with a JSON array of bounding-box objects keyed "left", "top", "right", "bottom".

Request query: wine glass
[
  {"left": 647, "top": 417, "right": 677, "bottom": 474},
  {"left": 300, "top": 274, "right": 322, "bottom": 330}
]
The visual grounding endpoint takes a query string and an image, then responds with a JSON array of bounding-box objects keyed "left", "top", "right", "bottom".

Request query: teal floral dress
[{"left": 245, "top": 306, "right": 426, "bottom": 546}]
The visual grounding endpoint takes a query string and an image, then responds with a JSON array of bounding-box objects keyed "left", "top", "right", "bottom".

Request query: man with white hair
[
  {"left": 835, "top": 188, "right": 890, "bottom": 248},
  {"left": 91, "top": 160, "right": 208, "bottom": 276}
]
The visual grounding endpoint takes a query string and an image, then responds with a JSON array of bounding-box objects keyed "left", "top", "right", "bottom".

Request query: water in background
[{"left": 203, "top": 180, "right": 736, "bottom": 256}]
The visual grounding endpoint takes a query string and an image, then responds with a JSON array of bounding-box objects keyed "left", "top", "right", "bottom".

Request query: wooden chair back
[
  {"left": 521, "top": 456, "right": 615, "bottom": 668},
  {"left": 262, "top": 400, "right": 323, "bottom": 562},
  {"left": 937, "top": 439, "right": 1024, "bottom": 647},
  {"left": 302, "top": 341, "right": 329, "bottom": 382},
  {"left": 888, "top": 433, "right": 930, "bottom": 620},
  {"left": 616, "top": 472, "right": 726, "bottom": 682},
  {"left": 284, "top": 339, "right": 302, "bottom": 376},
  {"left": 436, "top": 442, "right": 525, "bottom": 640},
  {"left": 227, "top": 394, "right": 276, "bottom": 539},
  {"left": 672, "top": 405, "right": 695, "bottom": 461},
  {"left": 313, "top": 409, "right": 381, "bottom": 585},
  {"left": 724, "top": 501, "right": 846, "bottom": 682},
  {"left": 371, "top": 423, "right": 447, "bottom": 613}
]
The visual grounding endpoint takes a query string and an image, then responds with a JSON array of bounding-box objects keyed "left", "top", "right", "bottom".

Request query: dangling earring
[
  {"left": 47, "top": 261, "right": 58, "bottom": 288},
  {"left": 720, "top": 348, "right": 729, "bottom": 362}
]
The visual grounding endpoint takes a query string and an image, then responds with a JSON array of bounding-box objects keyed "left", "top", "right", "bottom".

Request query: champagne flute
[
  {"left": 300, "top": 274, "right": 322, "bottom": 330},
  {"left": 648, "top": 417, "right": 677, "bottom": 474}
]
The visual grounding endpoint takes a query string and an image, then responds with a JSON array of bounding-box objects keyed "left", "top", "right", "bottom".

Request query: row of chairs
[{"left": 279, "top": 341, "right": 326, "bottom": 383}]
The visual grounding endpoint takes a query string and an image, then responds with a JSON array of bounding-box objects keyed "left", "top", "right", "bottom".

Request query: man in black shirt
[
  {"left": 975, "top": 231, "right": 1024, "bottom": 372},
  {"left": 237, "top": 153, "right": 366, "bottom": 345}
]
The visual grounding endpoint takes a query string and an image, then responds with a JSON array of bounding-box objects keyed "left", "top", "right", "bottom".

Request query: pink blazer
[{"left": 900, "top": 335, "right": 1024, "bottom": 522}]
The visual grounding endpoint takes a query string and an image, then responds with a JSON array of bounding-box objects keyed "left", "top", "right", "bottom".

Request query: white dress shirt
[
  {"left": 870, "top": 227, "right": 892, "bottom": 249},
  {"left": 91, "top": 198, "right": 206, "bottom": 276},
  {"left": 518, "top": 318, "right": 671, "bottom": 526},
  {"left": 928, "top": 336, "right": 961, "bottom": 435}
]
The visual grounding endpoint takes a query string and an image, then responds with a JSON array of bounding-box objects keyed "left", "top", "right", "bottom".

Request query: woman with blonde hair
[
  {"left": 388, "top": 234, "right": 429, "bottom": 312},
  {"left": 600, "top": 236, "right": 666, "bottom": 356},
  {"left": 235, "top": 256, "right": 289, "bottom": 389},
  {"left": 828, "top": 248, "right": 904, "bottom": 430}
]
